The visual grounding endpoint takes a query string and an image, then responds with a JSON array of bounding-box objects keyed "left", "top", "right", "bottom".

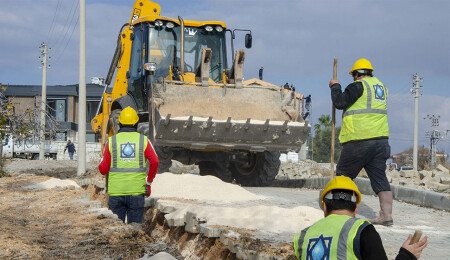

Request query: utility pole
[
  {"left": 39, "top": 43, "right": 51, "bottom": 160},
  {"left": 77, "top": 0, "right": 86, "bottom": 175},
  {"left": 425, "top": 115, "right": 448, "bottom": 168},
  {"left": 411, "top": 74, "right": 423, "bottom": 170}
]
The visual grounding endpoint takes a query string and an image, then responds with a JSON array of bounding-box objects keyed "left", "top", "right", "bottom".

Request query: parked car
[{"left": 397, "top": 166, "right": 414, "bottom": 171}]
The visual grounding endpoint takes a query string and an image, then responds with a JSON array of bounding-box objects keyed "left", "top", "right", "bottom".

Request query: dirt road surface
[
  {"left": 0, "top": 159, "right": 185, "bottom": 259},
  {"left": 1, "top": 159, "right": 449, "bottom": 259}
]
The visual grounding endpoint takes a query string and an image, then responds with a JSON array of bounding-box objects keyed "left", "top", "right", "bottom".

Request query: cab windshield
[
  {"left": 128, "top": 23, "right": 228, "bottom": 111},
  {"left": 147, "top": 24, "right": 227, "bottom": 82}
]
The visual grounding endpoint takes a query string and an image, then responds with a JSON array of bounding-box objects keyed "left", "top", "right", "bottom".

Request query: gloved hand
[{"left": 145, "top": 184, "right": 151, "bottom": 197}]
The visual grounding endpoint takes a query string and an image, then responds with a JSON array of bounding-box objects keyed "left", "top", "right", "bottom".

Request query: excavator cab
[{"left": 127, "top": 20, "right": 228, "bottom": 112}]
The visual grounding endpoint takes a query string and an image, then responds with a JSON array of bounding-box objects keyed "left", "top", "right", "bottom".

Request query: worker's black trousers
[{"left": 336, "top": 138, "right": 391, "bottom": 194}]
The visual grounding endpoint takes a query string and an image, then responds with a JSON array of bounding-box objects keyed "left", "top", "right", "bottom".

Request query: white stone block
[
  {"left": 440, "top": 176, "right": 450, "bottom": 185},
  {"left": 437, "top": 164, "right": 449, "bottom": 174}
]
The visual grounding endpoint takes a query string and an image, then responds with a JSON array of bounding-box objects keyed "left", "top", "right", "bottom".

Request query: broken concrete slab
[
  {"left": 400, "top": 169, "right": 420, "bottom": 178},
  {"left": 437, "top": 164, "right": 450, "bottom": 174}
]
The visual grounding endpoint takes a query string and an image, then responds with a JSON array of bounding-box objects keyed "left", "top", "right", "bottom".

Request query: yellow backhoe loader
[{"left": 91, "top": 0, "right": 310, "bottom": 186}]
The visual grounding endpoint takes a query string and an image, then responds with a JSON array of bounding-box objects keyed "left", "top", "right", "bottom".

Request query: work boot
[{"left": 370, "top": 191, "right": 393, "bottom": 226}]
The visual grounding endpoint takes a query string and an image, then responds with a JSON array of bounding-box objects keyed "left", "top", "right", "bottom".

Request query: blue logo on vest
[
  {"left": 306, "top": 234, "right": 332, "bottom": 260},
  {"left": 120, "top": 142, "right": 136, "bottom": 160},
  {"left": 373, "top": 84, "right": 385, "bottom": 100}
]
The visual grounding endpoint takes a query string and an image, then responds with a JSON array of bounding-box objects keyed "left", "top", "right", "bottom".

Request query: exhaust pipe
[{"left": 178, "top": 16, "right": 185, "bottom": 74}]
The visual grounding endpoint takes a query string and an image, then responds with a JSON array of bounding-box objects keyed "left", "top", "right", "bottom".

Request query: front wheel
[
  {"left": 155, "top": 146, "right": 172, "bottom": 173},
  {"left": 198, "top": 161, "right": 234, "bottom": 183},
  {"left": 230, "top": 151, "right": 281, "bottom": 187}
]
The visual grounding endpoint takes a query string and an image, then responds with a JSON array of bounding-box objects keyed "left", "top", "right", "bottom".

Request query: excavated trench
[{"left": 83, "top": 182, "right": 296, "bottom": 259}]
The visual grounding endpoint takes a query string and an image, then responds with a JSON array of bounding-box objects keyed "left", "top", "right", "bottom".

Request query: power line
[
  {"left": 388, "top": 78, "right": 414, "bottom": 96},
  {"left": 52, "top": 6, "right": 80, "bottom": 65},
  {"left": 46, "top": 0, "right": 62, "bottom": 44},
  {"left": 51, "top": 0, "right": 78, "bottom": 49}
]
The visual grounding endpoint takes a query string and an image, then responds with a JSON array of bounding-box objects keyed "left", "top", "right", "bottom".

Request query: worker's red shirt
[{"left": 98, "top": 138, "right": 159, "bottom": 184}]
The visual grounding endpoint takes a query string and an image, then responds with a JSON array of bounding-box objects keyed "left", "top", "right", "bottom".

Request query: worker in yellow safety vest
[
  {"left": 293, "top": 176, "right": 428, "bottom": 260},
  {"left": 329, "top": 58, "right": 393, "bottom": 226},
  {"left": 99, "top": 106, "right": 159, "bottom": 224}
]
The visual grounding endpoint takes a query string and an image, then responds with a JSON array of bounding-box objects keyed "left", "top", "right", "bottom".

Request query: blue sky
[{"left": 0, "top": 0, "right": 449, "bottom": 156}]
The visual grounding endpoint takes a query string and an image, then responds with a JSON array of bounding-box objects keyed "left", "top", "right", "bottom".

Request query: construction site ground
[{"left": 1, "top": 159, "right": 449, "bottom": 259}]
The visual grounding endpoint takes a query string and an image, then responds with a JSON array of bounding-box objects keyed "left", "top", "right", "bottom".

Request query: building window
[
  {"left": 86, "top": 99, "right": 100, "bottom": 124},
  {"left": 47, "top": 98, "right": 67, "bottom": 122}
]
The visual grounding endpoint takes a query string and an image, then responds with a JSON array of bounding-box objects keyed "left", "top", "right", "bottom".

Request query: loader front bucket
[{"left": 151, "top": 81, "right": 310, "bottom": 152}]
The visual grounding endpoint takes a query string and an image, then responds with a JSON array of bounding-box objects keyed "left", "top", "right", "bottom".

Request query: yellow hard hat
[
  {"left": 119, "top": 106, "right": 139, "bottom": 125},
  {"left": 349, "top": 58, "right": 374, "bottom": 75},
  {"left": 320, "top": 176, "right": 362, "bottom": 205}
]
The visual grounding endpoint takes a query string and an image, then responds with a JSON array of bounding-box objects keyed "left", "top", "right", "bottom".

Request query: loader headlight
[
  {"left": 205, "top": 25, "right": 213, "bottom": 32},
  {"left": 215, "top": 26, "right": 223, "bottom": 32},
  {"left": 144, "top": 62, "right": 157, "bottom": 72},
  {"left": 155, "top": 20, "right": 163, "bottom": 27},
  {"left": 166, "top": 22, "right": 175, "bottom": 29}
]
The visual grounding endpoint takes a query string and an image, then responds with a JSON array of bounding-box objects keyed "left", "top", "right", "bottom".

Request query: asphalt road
[{"left": 244, "top": 187, "right": 450, "bottom": 260}]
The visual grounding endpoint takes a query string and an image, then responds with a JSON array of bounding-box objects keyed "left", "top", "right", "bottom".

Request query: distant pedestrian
[
  {"left": 99, "top": 107, "right": 159, "bottom": 224},
  {"left": 259, "top": 67, "right": 264, "bottom": 80},
  {"left": 284, "top": 82, "right": 289, "bottom": 89},
  {"left": 64, "top": 140, "right": 76, "bottom": 160},
  {"left": 290, "top": 84, "right": 295, "bottom": 92},
  {"left": 304, "top": 95, "right": 311, "bottom": 111}
]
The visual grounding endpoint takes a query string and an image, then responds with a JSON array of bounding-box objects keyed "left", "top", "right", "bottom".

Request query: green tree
[{"left": 312, "top": 114, "right": 341, "bottom": 163}]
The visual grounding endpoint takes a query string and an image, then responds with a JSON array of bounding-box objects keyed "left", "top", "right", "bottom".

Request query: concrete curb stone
[{"left": 270, "top": 177, "right": 450, "bottom": 212}]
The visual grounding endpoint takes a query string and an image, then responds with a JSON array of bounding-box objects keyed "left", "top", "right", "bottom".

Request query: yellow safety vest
[
  {"left": 293, "top": 214, "right": 369, "bottom": 260},
  {"left": 339, "top": 77, "right": 389, "bottom": 143},
  {"left": 108, "top": 132, "right": 148, "bottom": 196}
]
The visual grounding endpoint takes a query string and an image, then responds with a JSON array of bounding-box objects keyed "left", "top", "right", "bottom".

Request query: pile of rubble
[
  {"left": 277, "top": 160, "right": 450, "bottom": 194},
  {"left": 388, "top": 164, "right": 450, "bottom": 193}
]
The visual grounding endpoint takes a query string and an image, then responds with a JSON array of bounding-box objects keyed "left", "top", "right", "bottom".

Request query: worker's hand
[
  {"left": 145, "top": 184, "right": 151, "bottom": 197},
  {"left": 329, "top": 79, "right": 339, "bottom": 88},
  {"left": 401, "top": 234, "right": 428, "bottom": 259}
]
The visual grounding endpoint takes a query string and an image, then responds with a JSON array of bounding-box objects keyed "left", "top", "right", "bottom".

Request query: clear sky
[{"left": 0, "top": 0, "right": 449, "bottom": 157}]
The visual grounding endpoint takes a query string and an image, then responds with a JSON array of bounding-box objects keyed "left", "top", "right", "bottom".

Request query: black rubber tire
[
  {"left": 230, "top": 151, "right": 281, "bottom": 187},
  {"left": 155, "top": 146, "right": 173, "bottom": 173},
  {"left": 198, "top": 161, "right": 234, "bottom": 183},
  {"left": 198, "top": 161, "right": 215, "bottom": 176}
]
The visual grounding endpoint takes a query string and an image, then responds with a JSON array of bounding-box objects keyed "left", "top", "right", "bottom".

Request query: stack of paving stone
[{"left": 278, "top": 160, "right": 449, "bottom": 194}]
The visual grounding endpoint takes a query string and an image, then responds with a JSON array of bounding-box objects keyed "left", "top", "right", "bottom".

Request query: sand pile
[{"left": 152, "top": 172, "right": 264, "bottom": 201}]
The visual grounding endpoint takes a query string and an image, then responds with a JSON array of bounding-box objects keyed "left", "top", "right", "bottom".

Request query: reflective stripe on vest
[
  {"left": 293, "top": 215, "right": 369, "bottom": 260},
  {"left": 339, "top": 77, "right": 389, "bottom": 143},
  {"left": 108, "top": 132, "right": 148, "bottom": 196}
]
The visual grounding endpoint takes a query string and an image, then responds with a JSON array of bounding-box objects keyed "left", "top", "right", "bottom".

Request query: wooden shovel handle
[
  {"left": 410, "top": 230, "right": 423, "bottom": 245},
  {"left": 331, "top": 58, "right": 337, "bottom": 177}
]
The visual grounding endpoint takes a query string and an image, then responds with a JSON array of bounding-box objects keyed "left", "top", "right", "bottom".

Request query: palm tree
[{"left": 314, "top": 114, "right": 331, "bottom": 132}]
